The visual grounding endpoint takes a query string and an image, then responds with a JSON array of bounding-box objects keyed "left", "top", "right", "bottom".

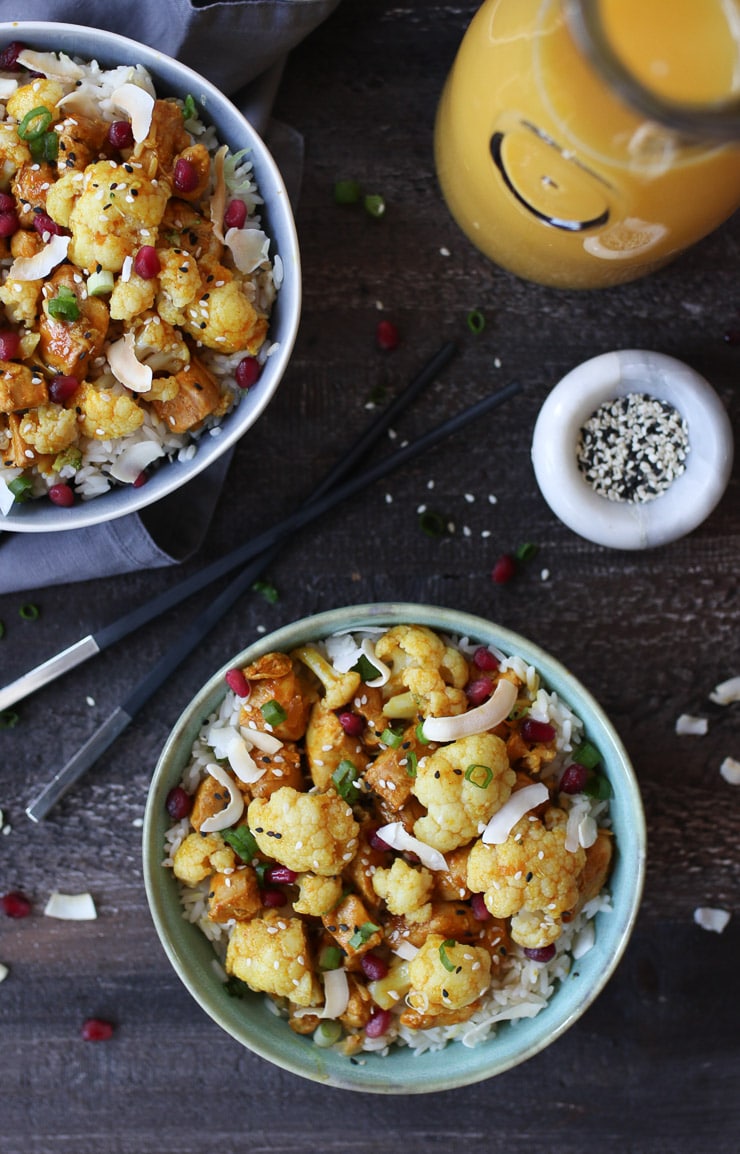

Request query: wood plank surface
[{"left": 1, "top": 3, "right": 738, "bottom": 1151}]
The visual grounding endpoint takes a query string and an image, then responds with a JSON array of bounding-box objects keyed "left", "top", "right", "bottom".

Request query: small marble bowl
[{"left": 531, "top": 350, "right": 734, "bottom": 550}]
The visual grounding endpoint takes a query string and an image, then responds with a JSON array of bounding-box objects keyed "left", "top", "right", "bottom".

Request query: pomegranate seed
[
  {"left": 473, "top": 645, "right": 499, "bottom": 672},
  {"left": 470, "top": 892, "right": 490, "bottom": 921},
  {"left": 173, "top": 158, "right": 199, "bottom": 193},
  {"left": 559, "top": 763, "right": 589, "bottom": 794},
  {"left": 0, "top": 193, "right": 15, "bottom": 213},
  {"left": 261, "top": 888, "right": 285, "bottom": 908},
  {"left": 48, "top": 375, "right": 80, "bottom": 403},
  {"left": 2, "top": 890, "right": 32, "bottom": 918},
  {"left": 48, "top": 482, "right": 74, "bottom": 507},
  {"left": 465, "top": 677, "right": 492, "bottom": 707},
  {"left": 376, "top": 319, "right": 400, "bottom": 350},
  {"left": 33, "top": 212, "right": 66, "bottom": 238},
  {"left": 365, "top": 1007, "right": 393, "bottom": 1038},
  {"left": 368, "top": 827, "right": 391, "bottom": 852},
  {"left": 0, "top": 329, "right": 20, "bottom": 360},
  {"left": 133, "top": 246, "right": 160, "bottom": 280},
  {"left": 338, "top": 710, "right": 364, "bottom": 737},
  {"left": 520, "top": 718, "right": 556, "bottom": 744},
  {"left": 0, "top": 210, "right": 19, "bottom": 237},
  {"left": 224, "top": 199, "right": 247, "bottom": 229},
  {"left": 225, "top": 668, "right": 250, "bottom": 698},
  {"left": 165, "top": 786, "right": 192, "bottom": 820},
  {"left": 524, "top": 944, "right": 556, "bottom": 963},
  {"left": 0, "top": 41, "right": 26, "bottom": 71},
  {"left": 132, "top": 471, "right": 149, "bottom": 488},
  {"left": 81, "top": 1018, "right": 114, "bottom": 1042},
  {"left": 107, "top": 120, "right": 134, "bottom": 150},
  {"left": 360, "top": 952, "right": 389, "bottom": 981},
  {"left": 264, "top": 865, "right": 297, "bottom": 885},
  {"left": 492, "top": 554, "right": 517, "bottom": 584},
  {"left": 235, "top": 356, "right": 261, "bottom": 390}
]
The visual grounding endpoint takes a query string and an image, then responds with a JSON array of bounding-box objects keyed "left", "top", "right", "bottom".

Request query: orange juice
[{"left": 434, "top": 0, "right": 740, "bottom": 288}]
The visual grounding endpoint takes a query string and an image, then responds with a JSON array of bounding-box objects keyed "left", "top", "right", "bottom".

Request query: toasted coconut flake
[
  {"left": 421, "top": 677, "right": 518, "bottom": 742},
  {"left": 0, "top": 962, "right": 8, "bottom": 983},
  {"left": 393, "top": 939, "right": 419, "bottom": 961},
  {"left": 481, "top": 782, "right": 549, "bottom": 845},
  {"left": 108, "top": 440, "right": 164, "bottom": 484},
  {"left": 17, "top": 48, "right": 85, "bottom": 80},
  {"left": 693, "top": 906, "right": 731, "bottom": 933},
  {"left": 295, "top": 968, "right": 349, "bottom": 1020},
  {"left": 44, "top": 891, "right": 97, "bottom": 920},
  {"left": 241, "top": 727, "right": 283, "bottom": 756},
  {"left": 199, "top": 763, "right": 245, "bottom": 832},
  {"left": 209, "top": 145, "right": 228, "bottom": 244},
  {"left": 375, "top": 821, "right": 448, "bottom": 871},
  {"left": 719, "top": 756, "right": 740, "bottom": 785},
  {"left": 675, "top": 713, "right": 708, "bottom": 736},
  {"left": 207, "top": 725, "right": 266, "bottom": 784},
  {"left": 9, "top": 233, "right": 70, "bottom": 282},
  {"left": 710, "top": 675, "right": 740, "bottom": 705},
  {"left": 107, "top": 331, "right": 153, "bottom": 393},
  {"left": 0, "top": 476, "right": 17, "bottom": 516},
  {"left": 0, "top": 78, "right": 18, "bottom": 99},
  {"left": 224, "top": 227, "right": 270, "bottom": 274},
  {"left": 111, "top": 83, "right": 154, "bottom": 143}
]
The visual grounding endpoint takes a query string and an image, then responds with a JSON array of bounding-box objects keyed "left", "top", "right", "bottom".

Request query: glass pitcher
[{"left": 434, "top": 0, "right": 740, "bottom": 289}]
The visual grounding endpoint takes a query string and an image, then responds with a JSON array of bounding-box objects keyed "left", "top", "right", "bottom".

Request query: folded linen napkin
[{"left": 0, "top": 0, "right": 337, "bottom": 592}]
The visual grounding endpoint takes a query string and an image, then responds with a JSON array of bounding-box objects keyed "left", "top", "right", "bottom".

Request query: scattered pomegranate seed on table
[
  {"left": 491, "top": 553, "right": 516, "bottom": 584},
  {"left": 1, "top": 891, "right": 32, "bottom": 918},
  {"left": 376, "top": 319, "right": 400, "bottom": 350},
  {"left": 81, "top": 1018, "right": 115, "bottom": 1042}
]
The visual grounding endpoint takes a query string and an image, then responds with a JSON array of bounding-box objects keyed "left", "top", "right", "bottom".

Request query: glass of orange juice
[{"left": 434, "top": 0, "right": 740, "bottom": 289}]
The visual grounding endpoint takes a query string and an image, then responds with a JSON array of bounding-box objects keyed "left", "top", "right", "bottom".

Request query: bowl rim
[
  {"left": 143, "top": 602, "right": 647, "bottom": 1093},
  {"left": 0, "top": 21, "right": 301, "bottom": 533}
]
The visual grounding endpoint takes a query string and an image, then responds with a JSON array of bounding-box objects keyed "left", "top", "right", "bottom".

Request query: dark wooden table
[{"left": 2, "top": 3, "right": 738, "bottom": 1150}]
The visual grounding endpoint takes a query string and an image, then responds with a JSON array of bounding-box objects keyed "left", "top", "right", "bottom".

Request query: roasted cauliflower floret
[
  {"left": 74, "top": 381, "right": 144, "bottom": 440},
  {"left": 12, "top": 160, "right": 56, "bottom": 226},
  {"left": 0, "top": 264, "right": 43, "bottom": 327},
  {"left": 292, "top": 646, "right": 360, "bottom": 711},
  {"left": 372, "top": 858, "right": 434, "bottom": 917},
  {"left": 156, "top": 247, "right": 202, "bottom": 317},
  {"left": 6, "top": 78, "right": 64, "bottom": 126},
  {"left": 406, "top": 933, "right": 491, "bottom": 1014},
  {"left": 181, "top": 277, "right": 268, "bottom": 354},
  {"left": 171, "top": 831, "right": 236, "bottom": 886},
  {"left": 225, "top": 911, "right": 321, "bottom": 1008},
  {"left": 466, "top": 806, "right": 587, "bottom": 949},
  {"left": 293, "top": 872, "right": 344, "bottom": 917},
  {"left": 248, "top": 786, "right": 359, "bottom": 877},
  {"left": 0, "top": 121, "right": 31, "bottom": 187},
  {"left": 376, "top": 625, "right": 469, "bottom": 719},
  {"left": 130, "top": 310, "right": 190, "bottom": 372},
  {"left": 109, "top": 271, "right": 157, "bottom": 322},
  {"left": 411, "top": 733, "right": 515, "bottom": 853},
  {"left": 18, "top": 404, "right": 78, "bottom": 455}
]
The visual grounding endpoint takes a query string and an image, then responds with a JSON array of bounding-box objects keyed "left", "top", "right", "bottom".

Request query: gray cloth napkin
[{"left": 0, "top": 1, "right": 336, "bottom": 593}]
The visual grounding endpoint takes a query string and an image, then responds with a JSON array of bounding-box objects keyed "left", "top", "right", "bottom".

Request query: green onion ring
[
  {"left": 19, "top": 603, "right": 40, "bottom": 621},
  {"left": 466, "top": 309, "right": 485, "bottom": 335},
  {"left": 464, "top": 763, "right": 493, "bottom": 789},
  {"left": 17, "top": 105, "right": 52, "bottom": 141},
  {"left": 439, "top": 939, "right": 456, "bottom": 972}
]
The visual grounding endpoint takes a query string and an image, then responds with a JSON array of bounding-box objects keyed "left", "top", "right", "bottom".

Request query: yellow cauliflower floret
[
  {"left": 293, "top": 872, "right": 344, "bottom": 917},
  {"left": 376, "top": 624, "right": 469, "bottom": 719},
  {"left": 387, "top": 666, "right": 467, "bottom": 720},
  {"left": 19, "top": 404, "right": 78, "bottom": 455},
  {"left": 466, "top": 806, "right": 586, "bottom": 949},
  {"left": 407, "top": 933, "right": 491, "bottom": 1014},
  {"left": 412, "top": 734, "right": 515, "bottom": 853},
  {"left": 225, "top": 911, "right": 321, "bottom": 1007},
  {"left": 248, "top": 786, "right": 359, "bottom": 877},
  {"left": 44, "top": 167, "right": 80, "bottom": 228},
  {"left": 109, "top": 272, "right": 156, "bottom": 322},
  {"left": 171, "top": 831, "right": 236, "bottom": 886},
  {"left": 0, "top": 122, "right": 31, "bottom": 188},
  {"left": 0, "top": 276, "right": 42, "bottom": 327},
  {"left": 74, "top": 381, "right": 144, "bottom": 440},
  {"left": 6, "top": 78, "right": 65, "bottom": 125},
  {"left": 130, "top": 310, "right": 190, "bottom": 372},
  {"left": 181, "top": 278, "right": 268, "bottom": 354},
  {"left": 372, "top": 858, "right": 434, "bottom": 917},
  {"left": 156, "top": 247, "right": 202, "bottom": 315}
]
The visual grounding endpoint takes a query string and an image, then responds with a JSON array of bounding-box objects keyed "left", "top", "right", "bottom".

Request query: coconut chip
[
  {"left": 693, "top": 907, "right": 731, "bottom": 933},
  {"left": 709, "top": 676, "right": 740, "bottom": 705},
  {"left": 17, "top": 48, "right": 86, "bottom": 80},
  {"left": 375, "top": 822, "right": 448, "bottom": 871},
  {"left": 719, "top": 756, "right": 740, "bottom": 785},
  {"left": 225, "top": 227, "right": 270, "bottom": 274},
  {"left": 44, "top": 892, "right": 97, "bottom": 920},
  {"left": 108, "top": 440, "right": 164, "bottom": 484},
  {"left": 9, "top": 233, "right": 70, "bottom": 282},
  {"left": 675, "top": 714, "right": 708, "bottom": 736},
  {"left": 422, "top": 678, "right": 518, "bottom": 743},
  {"left": 111, "top": 83, "right": 154, "bottom": 143},
  {"left": 107, "top": 331, "right": 153, "bottom": 393},
  {"left": 482, "top": 782, "right": 549, "bottom": 845},
  {"left": 199, "top": 762, "right": 245, "bottom": 832},
  {"left": 294, "top": 967, "right": 349, "bottom": 1020}
]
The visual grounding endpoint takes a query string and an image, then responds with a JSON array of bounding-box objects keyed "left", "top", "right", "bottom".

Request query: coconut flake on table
[
  {"left": 375, "top": 822, "right": 448, "bottom": 871},
  {"left": 44, "top": 892, "right": 97, "bottom": 920},
  {"left": 481, "top": 782, "right": 549, "bottom": 846},
  {"left": 9, "top": 233, "right": 70, "bottom": 281},
  {"left": 693, "top": 907, "right": 731, "bottom": 933},
  {"left": 111, "top": 83, "right": 154, "bottom": 142},
  {"left": 108, "top": 439, "right": 165, "bottom": 483},
  {"left": 198, "top": 762, "right": 244, "bottom": 833},
  {"left": 709, "top": 675, "right": 740, "bottom": 705},
  {"left": 675, "top": 714, "right": 708, "bottom": 736},
  {"left": 719, "top": 756, "right": 740, "bottom": 785}
]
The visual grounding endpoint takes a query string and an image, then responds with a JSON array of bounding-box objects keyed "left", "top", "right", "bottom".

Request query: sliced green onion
[
  {"left": 0, "top": 709, "right": 20, "bottom": 729},
  {"left": 348, "top": 921, "right": 380, "bottom": 950},
  {"left": 221, "top": 826, "right": 258, "bottom": 862},
  {"left": 584, "top": 772, "right": 612, "bottom": 800},
  {"left": 86, "top": 269, "right": 115, "bottom": 297},
  {"left": 464, "top": 763, "right": 493, "bottom": 789},
  {"left": 53, "top": 445, "right": 82, "bottom": 473},
  {"left": 30, "top": 130, "right": 58, "bottom": 162},
  {"left": 318, "top": 944, "right": 343, "bottom": 971},
  {"left": 19, "top": 603, "right": 40, "bottom": 621},
  {"left": 223, "top": 975, "right": 251, "bottom": 998},
  {"left": 508, "top": 703, "right": 529, "bottom": 721},
  {"left": 352, "top": 653, "right": 382, "bottom": 682},
  {"left": 331, "top": 759, "right": 360, "bottom": 802},
  {"left": 415, "top": 721, "right": 431, "bottom": 745},
  {"left": 254, "top": 861, "right": 270, "bottom": 885},
  {"left": 405, "top": 751, "right": 418, "bottom": 778},
  {"left": 17, "top": 105, "right": 52, "bottom": 141},
  {"left": 439, "top": 939, "right": 457, "bottom": 972},
  {"left": 8, "top": 475, "right": 33, "bottom": 503},
  {"left": 251, "top": 578, "right": 279, "bottom": 604},
  {"left": 380, "top": 726, "right": 404, "bottom": 749},
  {"left": 333, "top": 178, "right": 362, "bottom": 205},
  {"left": 261, "top": 699, "right": 287, "bottom": 727},
  {"left": 572, "top": 740, "right": 601, "bottom": 770},
  {"left": 47, "top": 286, "right": 80, "bottom": 322},
  {"left": 313, "top": 1019, "right": 343, "bottom": 1048},
  {"left": 364, "top": 193, "right": 386, "bottom": 218},
  {"left": 182, "top": 94, "right": 197, "bottom": 121},
  {"left": 418, "top": 509, "right": 447, "bottom": 537},
  {"left": 466, "top": 309, "right": 485, "bottom": 335},
  {"left": 515, "top": 542, "right": 539, "bottom": 562}
]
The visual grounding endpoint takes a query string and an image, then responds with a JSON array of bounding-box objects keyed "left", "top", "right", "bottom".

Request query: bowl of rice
[
  {"left": 0, "top": 23, "right": 300, "bottom": 532},
  {"left": 143, "top": 603, "right": 646, "bottom": 1093}
]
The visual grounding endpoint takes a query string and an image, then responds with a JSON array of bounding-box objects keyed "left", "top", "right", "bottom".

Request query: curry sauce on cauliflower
[
  {"left": 0, "top": 45, "right": 278, "bottom": 509},
  {"left": 165, "top": 625, "right": 615, "bottom": 1055}
]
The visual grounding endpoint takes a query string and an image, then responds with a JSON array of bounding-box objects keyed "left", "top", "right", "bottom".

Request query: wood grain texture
[{"left": 1, "top": 2, "right": 738, "bottom": 1150}]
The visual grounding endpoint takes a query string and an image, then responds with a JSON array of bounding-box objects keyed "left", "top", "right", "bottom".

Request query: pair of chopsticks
[{"left": 16, "top": 341, "right": 521, "bottom": 821}]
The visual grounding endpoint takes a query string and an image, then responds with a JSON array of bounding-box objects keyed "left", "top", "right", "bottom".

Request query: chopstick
[
  {"left": 25, "top": 372, "right": 522, "bottom": 822},
  {"left": 2, "top": 341, "right": 457, "bottom": 715}
]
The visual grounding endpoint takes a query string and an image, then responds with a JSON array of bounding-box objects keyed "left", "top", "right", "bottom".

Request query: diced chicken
[
  {"left": 149, "top": 356, "right": 224, "bottom": 434},
  {"left": 38, "top": 263, "right": 109, "bottom": 378},
  {"left": 0, "top": 362, "right": 48, "bottom": 413}
]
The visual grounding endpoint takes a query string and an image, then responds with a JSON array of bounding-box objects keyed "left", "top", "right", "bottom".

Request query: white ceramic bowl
[
  {"left": 0, "top": 22, "right": 301, "bottom": 533},
  {"left": 531, "top": 350, "right": 734, "bottom": 549},
  {"left": 143, "top": 603, "right": 646, "bottom": 1093}
]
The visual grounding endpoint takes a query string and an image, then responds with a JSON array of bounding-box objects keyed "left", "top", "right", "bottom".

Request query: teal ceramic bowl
[{"left": 143, "top": 603, "right": 646, "bottom": 1093}]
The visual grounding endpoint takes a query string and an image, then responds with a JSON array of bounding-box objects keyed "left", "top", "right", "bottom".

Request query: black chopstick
[
  {"left": 2, "top": 342, "right": 456, "bottom": 715},
  {"left": 25, "top": 374, "right": 522, "bottom": 821}
]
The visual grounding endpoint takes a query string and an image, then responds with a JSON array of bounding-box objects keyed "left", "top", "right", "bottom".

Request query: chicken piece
[
  {"left": 505, "top": 721, "right": 558, "bottom": 775},
  {"left": 171, "top": 831, "right": 236, "bottom": 886},
  {"left": 575, "top": 828, "right": 613, "bottom": 908},
  {"left": 411, "top": 733, "right": 515, "bottom": 853},
  {"left": 399, "top": 1001, "right": 482, "bottom": 1031},
  {"left": 149, "top": 357, "right": 224, "bottom": 434},
  {"left": 247, "top": 741, "right": 305, "bottom": 801},
  {"left": 207, "top": 866, "right": 262, "bottom": 924},
  {"left": 0, "top": 121, "right": 31, "bottom": 187},
  {"left": 2, "top": 411, "right": 43, "bottom": 467},
  {"left": 292, "top": 872, "right": 344, "bottom": 917},
  {"left": 129, "top": 310, "right": 190, "bottom": 372},
  {"left": 0, "top": 362, "right": 47, "bottom": 414},
  {"left": 373, "top": 795, "right": 425, "bottom": 838},
  {"left": 160, "top": 198, "right": 223, "bottom": 264},
  {"left": 109, "top": 272, "right": 156, "bottom": 323},
  {"left": 385, "top": 900, "right": 484, "bottom": 951},
  {"left": 321, "top": 892, "right": 383, "bottom": 962},
  {"left": 466, "top": 805, "right": 587, "bottom": 949},
  {"left": 6, "top": 78, "right": 65, "bottom": 126},
  {"left": 341, "top": 974, "right": 374, "bottom": 1031},
  {"left": 433, "top": 844, "right": 472, "bottom": 902},
  {"left": 73, "top": 381, "right": 144, "bottom": 440},
  {"left": 38, "top": 263, "right": 109, "bottom": 378},
  {"left": 304, "top": 702, "right": 370, "bottom": 791},
  {"left": 372, "top": 858, "right": 434, "bottom": 918},
  {"left": 54, "top": 113, "right": 109, "bottom": 175},
  {"left": 180, "top": 277, "right": 268, "bottom": 355},
  {"left": 133, "top": 99, "right": 192, "bottom": 180},
  {"left": 172, "top": 143, "right": 211, "bottom": 201},
  {"left": 363, "top": 725, "right": 425, "bottom": 812},
  {"left": 406, "top": 933, "right": 491, "bottom": 1015},
  {"left": 11, "top": 161, "right": 56, "bottom": 226},
  {"left": 248, "top": 786, "right": 359, "bottom": 877},
  {"left": 190, "top": 774, "right": 233, "bottom": 833},
  {"left": 292, "top": 646, "right": 360, "bottom": 711},
  {"left": 18, "top": 404, "right": 78, "bottom": 455},
  {"left": 238, "top": 652, "right": 316, "bottom": 743},
  {"left": 225, "top": 911, "right": 321, "bottom": 1007},
  {"left": 349, "top": 684, "right": 389, "bottom": 750}
]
